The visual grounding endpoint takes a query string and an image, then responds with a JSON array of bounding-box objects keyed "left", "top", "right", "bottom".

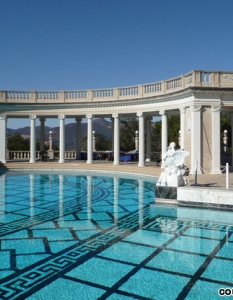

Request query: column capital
[
  {"left": 190, "top": 105, "right": 202, "bottom": 112},
  {"left": 58, "top": 115, "right": 65, "bottom": 120},
  {"left": 137, "top": 112, "right": 144, "bottom": 117},
  {"left": 39, "top": 117, "right": 46, "bottom": 122},
  {"left": 159, "top": 110, "right": 168, "bottom": 116},
  {"left": 0, "top": 115, "right": 6, "bottom": 120},
  {"left": 145, "top": 116, "right": 152, "bottom": 121},
  {"left": 29, "top": 115, "right": 37, "bottom": 120},
  {"left": 179, "top": 107, "right": 186, "bottom": 114},
  {"left": 86, "top": 114, "right": 92, "bottom": 119},
  {"left": 75, "top": 117, "right": 82, "bottom": 122},
  {"left": 211, "top": 105, "right": 221, "bottom": 112},
  {"left": 112, "top": 113, "right": 119, "bottom": 119}
]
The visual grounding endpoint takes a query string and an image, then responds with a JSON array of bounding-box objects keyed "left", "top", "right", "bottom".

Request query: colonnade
[
  {"left": 0, "top": 112, "right": 156, "bottom": 167},
  {"left": 0, "top": 105, "right": 232, "bottom": 174}
]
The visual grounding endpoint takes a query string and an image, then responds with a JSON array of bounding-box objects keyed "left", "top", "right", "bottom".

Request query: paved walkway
[{"left": 0, "top": 160, "right": 232, "bottom": 189}]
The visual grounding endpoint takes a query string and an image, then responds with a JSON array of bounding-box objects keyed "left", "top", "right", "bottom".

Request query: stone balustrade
[
  {"left": 2, "top": 70, "right": 233, "bottom": 104},
  {"left": 7, "top": 151, "right": 77, "bottom": 160}
]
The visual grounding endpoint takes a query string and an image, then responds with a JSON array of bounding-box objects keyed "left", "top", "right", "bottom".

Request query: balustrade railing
[
  {"left": 64, "top": 151, "right": 76, "bottom": 159},
  {"left": 166, "top": 77, "right": 182, "bottom": 90},
  {"left": 144, "top": 83, "right": 161, "bottom": 93},
  {"left": 7, "top": 151, "right": 77, "bottom": 160},
  {"left": 93, "top": 89, "right": 114, "bottom": 98},
  {"left": 119, "top": 86, "right": 138, "bottom": 96},
  {"left": 7, "top": 91, "right": 31, "bottom": 99},
  {"left": 2, "top": 71, "right": 233, "bottom": 104},
  {"left": 65, "top": 91, "right": 87, "bottom": 99},
  {"left": 37, "top": 92, "right": 60, "bottom": 99}
]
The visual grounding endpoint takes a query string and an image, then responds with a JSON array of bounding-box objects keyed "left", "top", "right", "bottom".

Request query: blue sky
[{"left": 1, "top": 0, "right": 233, "bottom": 128}]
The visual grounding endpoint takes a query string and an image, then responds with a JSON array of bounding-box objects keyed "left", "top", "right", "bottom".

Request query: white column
[
  {"left": 75, "top": 117, "right": 82, "bottom": 160},
  {"left": 179, "top": 107, "right": 185, "bottom": 150},
  {"left": 58, "top": 115, "right": 65, "bottom": 163},
  {"left": 212, "top": 106, "right": 221, "bottom": 174},
  {"left": 159, "top": 110, "right": 168, "bottom": 168},
  {"left": 0, "top": 115, "right": 6, "bottom": 163},
  {"left": 137, "top": 112, "right": 145, "bottom": 167},
  {"left": 86, "top": 114, "right": 93, "bottom": 164},
  {"left": 111, "top": 117, "right": 114, "bottom": 152},
  {"left": 112, "top": 114, "right": 120, "bottom": 165},
  {"left": 232, "top": 113, "right": 233, "bottom": 168},
  {"left": 29, "top": 115, "right": 36, "bottom": 163},
  {"left": 190, "top": 105, "right": 202, "bottom": 174},
  {"left": 146, "top": 117, "right": 152, "bottom": 162},
  {"left": 40, "top": 117, "right": 46, "bottom": 152}
]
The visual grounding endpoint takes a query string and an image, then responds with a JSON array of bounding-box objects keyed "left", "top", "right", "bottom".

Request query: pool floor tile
[
  {"left": 216, "top": 242, "right": 233, "bottom": 259},
  {"left": 146, "top": 250, "right": 206, "bottom": 275},
  {"left": 119, "top": 268, "right": 190, "bottom": 300},
  {"left": 167, "top": 235, "right": 219, "bottom": 255},
  {"left": 123, "top": 229, "right": 174, "bottom": 247},
  {"left": 184, "top": 227, "right": 226, "bottom": 240},
  {"left": 26, "top": 277, "right": 106, "bottom": 300},
  {"left": 185, "top": 280, "right": 231, "bottom": 300},
  {"left": 201, "top": 258, "right": 233, "bottom": 283},
  {"left": 99, "top": 241, "right": 156, "bottom": 264},
  {"left": 66, "top": 257, "right": 134, "bottom": 287}
]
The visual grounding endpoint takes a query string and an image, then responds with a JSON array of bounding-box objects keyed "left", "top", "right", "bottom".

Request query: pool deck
[{"left": 0, "top": 160, "right": 232, "bottom": 189}]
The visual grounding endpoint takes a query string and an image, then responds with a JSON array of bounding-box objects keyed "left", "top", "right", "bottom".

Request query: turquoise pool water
[{"left": 0, "top": 171, "right": 233, "bottom": 299}]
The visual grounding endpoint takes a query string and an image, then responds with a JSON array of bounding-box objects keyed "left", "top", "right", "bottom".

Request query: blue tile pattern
[{"left": 0, "top": 171, "right": 233, "bottom": 300}]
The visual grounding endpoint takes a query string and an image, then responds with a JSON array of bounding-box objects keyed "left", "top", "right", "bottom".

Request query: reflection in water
[
  {"left": 30, "top": 174, "right": 35, "bottom": 220},
  {"left": 114, "top": 177, "right": 119, "bottom": 224},
  {"left": 87, "top": 176, "right": 92, "bottom": 220},
  {"left": 0, "top": 174, "right": 6, "bottom": 222},
  {"left": 59, "top": 175, "right": 64, "bottom": 218},
  {"left": 2, "top": 172, "right": 233, "bottom": 299},
  {"left": 138, "top": 180, "right": 144, "bottom": 228}
]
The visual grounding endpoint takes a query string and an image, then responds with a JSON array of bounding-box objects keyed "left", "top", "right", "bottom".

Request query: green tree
[
  {"left": 151, "top": 120, "right": 161, "bottom": 152},
  {"left": 120, "top": 117, "right": 138, "bottom": 151},
  {"left": 151, "top": 116, "right": 180, "bottom": 152},
  {"left": 7, "top": 133, "right": 30, "bottom": 151},
  {"left": 81, "top": 133, "right": 111, "bottom": 151}
]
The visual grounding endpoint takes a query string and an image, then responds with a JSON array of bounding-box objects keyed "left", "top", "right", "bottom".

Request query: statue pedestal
[
  {"left": 155, "top": 186, "right": 177, "bottom": 205},
  {"left": 47, "top": 149, "right": 54, "bottom": 160}
]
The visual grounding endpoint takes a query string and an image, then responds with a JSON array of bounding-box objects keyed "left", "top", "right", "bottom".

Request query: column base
[
  {"left": 113, "top": 161, "right": 119, "bottom": 165},
  {"left": 138, "top": 163, "right": 145, "bottom": 167},
  {"left": 29, "top": 159, "right": 35, "bottom": 163},
  {"left": 0, "top": 160, "right": 6, "bottom": 163},
  {"left": 86, "top": 161, "right": 93, "bottom": 164},
  {"left": 59, "top": 160, "right": 65, "bottom": 163}
]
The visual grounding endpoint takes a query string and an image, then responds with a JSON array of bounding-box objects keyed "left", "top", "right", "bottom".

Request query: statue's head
[{"left": 170, "top": 142, "right": 176, "bottom": 149}]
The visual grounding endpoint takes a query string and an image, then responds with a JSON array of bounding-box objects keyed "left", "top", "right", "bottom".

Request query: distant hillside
[{"left": 7, "top": 118, "right": 112, "bottom": 150}]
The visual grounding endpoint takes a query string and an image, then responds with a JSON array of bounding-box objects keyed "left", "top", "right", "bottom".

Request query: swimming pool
[{"left": 0, "top": 171, "right": 232, "bottom": 299}]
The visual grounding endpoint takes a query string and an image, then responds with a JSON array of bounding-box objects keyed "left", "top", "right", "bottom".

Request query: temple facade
[{"left": 1, "top": 70, "right": 233, "bottom": 174}]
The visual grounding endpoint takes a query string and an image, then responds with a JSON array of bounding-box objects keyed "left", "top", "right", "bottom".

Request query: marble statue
[{"left": 156, "top": 142, "right": 189, "bottom": 187}]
